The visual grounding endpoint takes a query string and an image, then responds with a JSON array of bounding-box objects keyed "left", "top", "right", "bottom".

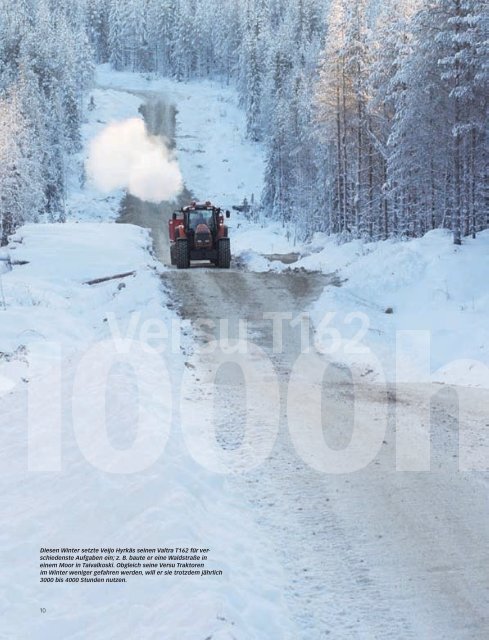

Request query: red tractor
[{"left": 169, "top": 201, "right": 231, "bottom": 269}]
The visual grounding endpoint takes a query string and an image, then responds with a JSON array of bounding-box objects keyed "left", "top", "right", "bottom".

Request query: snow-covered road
[{"left": 162, "top": 263, "right": 489, "bottom": 639}]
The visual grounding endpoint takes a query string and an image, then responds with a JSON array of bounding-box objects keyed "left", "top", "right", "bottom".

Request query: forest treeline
[
  {"left": 0, "top": 0, "right": 93, "bottom": 244},
  {"left": 0, "top": 0, "right": 487, "bottom": 244}
]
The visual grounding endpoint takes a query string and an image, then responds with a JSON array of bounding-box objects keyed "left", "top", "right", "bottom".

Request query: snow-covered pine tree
[{"left": 0, "top": 88, "right": 44, "bottom": 244}]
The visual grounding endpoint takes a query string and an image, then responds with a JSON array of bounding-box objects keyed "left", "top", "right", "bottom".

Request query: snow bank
[
  {"left": 231, "top": 218, "right": 300, "bottom": 268},
  {"left": 0, "top": 223, "right": 160, "bottom": 384},
  {"left": 301, "top": 229, "right": 489, "bottom": 387}
]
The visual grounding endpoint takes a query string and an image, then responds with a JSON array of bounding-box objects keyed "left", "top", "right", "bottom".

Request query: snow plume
[{"left": 87, "top": 118, "right": 183, "bottom": 203}]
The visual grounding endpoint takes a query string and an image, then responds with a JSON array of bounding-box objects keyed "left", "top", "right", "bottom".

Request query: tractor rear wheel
[
  {"left": 217, "top": 238, "right": 231, "bottom": 269},
  {"left": 176, "top": 238, "right": 190, "bottom": 269}
]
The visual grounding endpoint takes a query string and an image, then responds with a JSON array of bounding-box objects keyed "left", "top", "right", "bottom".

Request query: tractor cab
[{"left": 187, "top": 208, "right": 216, "bottom": 232}]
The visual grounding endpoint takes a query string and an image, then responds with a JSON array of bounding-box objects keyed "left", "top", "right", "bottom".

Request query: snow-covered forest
[
  {"left": 0, "top": 0, "right": 93, "bottom": 244},
  {"left": 0, "top": 0, "right": 487, "bottom": 244}
]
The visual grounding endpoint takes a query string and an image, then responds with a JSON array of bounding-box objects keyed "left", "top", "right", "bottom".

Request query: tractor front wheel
[
  {"left": 176, "top": 238, "right": 190, "bottom": 269},
  {"left": 217, "top": 238, "right": 231, "bottom": 269}
]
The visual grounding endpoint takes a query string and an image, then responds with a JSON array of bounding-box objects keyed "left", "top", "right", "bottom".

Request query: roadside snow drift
[
  {"left": 300, "top": 229, "right": 489, "bottom": 387},
  {"left": 0, "top": 223, "right": 161, "bottom": 385}
]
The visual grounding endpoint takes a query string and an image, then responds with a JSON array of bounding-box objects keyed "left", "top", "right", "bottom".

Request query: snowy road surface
[{"left": 120, "top": 95, "right": 489, "bottom": 638}]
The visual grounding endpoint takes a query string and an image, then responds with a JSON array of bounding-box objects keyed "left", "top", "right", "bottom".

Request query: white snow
[
  {"left": 299, "top": 229, "right": 489, "bottom": 387},
  {"left": 0, "top": 223, "right": 159, "bottom": 385},
  {"left": 232, "top": 219, "right": 298, "bottom": 259}
]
